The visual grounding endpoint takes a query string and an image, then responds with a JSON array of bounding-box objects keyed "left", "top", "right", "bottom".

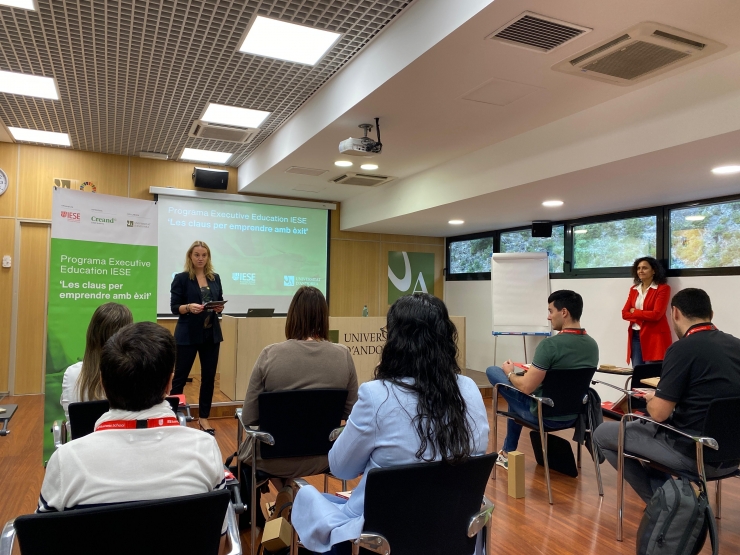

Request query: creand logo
[
  {"left": 60, "top": 211, "right": 80, "bottom": 222},
  {"left": 91, "top": 216, "right": 115, "bottom": 224},
  {"left": 387, "top": 251, "right": 435, "bottom": 304}
]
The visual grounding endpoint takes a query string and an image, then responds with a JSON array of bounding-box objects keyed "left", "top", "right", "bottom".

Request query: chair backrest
[
  {"left": 362, "top": 453, "right": 496, "bottom": 555},
  {"left": 165, "top": 396, "right": 180, "bottom": 414},
  {"left": 13, "top": 490, "right": 230, "bottom": 555},
  {"left": 68, "top": 400, "right": 110, "bottom": 440},
  {"left": 701, "top": 396, "right": 740, "bottom": 465},
  {"left": 539, "top": 367, "right": 597, "bottom": 418},
  {"left": 258, "top": 389, "right": 348, "bottom": 459},
  {"left": 629, "top": 362, "right": 662, "bottom": 411}
]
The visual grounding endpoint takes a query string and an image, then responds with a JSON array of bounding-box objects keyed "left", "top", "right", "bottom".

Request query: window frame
[{"left": 445, "top": 193, "right": 740, "bottom": 281}]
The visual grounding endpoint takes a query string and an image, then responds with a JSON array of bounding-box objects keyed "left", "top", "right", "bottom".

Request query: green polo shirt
[{"left": 529, "top": 330, "right": 599, "bottom": 420}]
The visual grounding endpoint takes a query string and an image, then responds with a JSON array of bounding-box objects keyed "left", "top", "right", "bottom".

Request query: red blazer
[{"left": 622, "top": 283, "right": 673, "bottom": 364}]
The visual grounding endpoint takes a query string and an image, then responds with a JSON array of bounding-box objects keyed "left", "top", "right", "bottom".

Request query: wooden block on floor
[{"left": 508, "top": 451, "right": 525, "bottom": 499}]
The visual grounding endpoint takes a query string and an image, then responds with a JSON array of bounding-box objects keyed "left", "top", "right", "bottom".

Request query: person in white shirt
[
  {"left": 40, "top": 321, "right": 226, "bottom": 516},
  {"left": 60, "top": 303, "right": 133, "bottom": 422}
]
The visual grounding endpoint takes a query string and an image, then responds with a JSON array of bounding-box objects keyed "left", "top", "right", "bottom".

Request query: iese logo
[
  {"left": 232, "top": 272, "right": 256, "bottom": 284},
  {"left": 61, "top": 211, "right": 80, "bottom": 222}
]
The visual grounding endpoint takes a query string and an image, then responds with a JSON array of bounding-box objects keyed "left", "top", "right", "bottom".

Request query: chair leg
[
  {"left": 342, "top": 479, "right": 347, "bottom": 491},
  {"left": 716, "top": 480, "right": 722, "bottom": 519},
  {"left": 324, "top": 473, "right": 328, "bottom": 493},
  {"left": 616, "top": 418, "right": 627, "bottom": 541},
  {"left": 577, "top": 443, "right": 582, "bottom": 469},
  {"left": 586, "top": 410, "right": 604, "bottom": 497},
  {"left": 251, "top": 445, "right": 259, "bottom": 555},
  {"left": 540, "top": 428, "right": 553, "bottom": 505},
  {"left": 492, "top": 388, "right": 499, "bottom": 481}
]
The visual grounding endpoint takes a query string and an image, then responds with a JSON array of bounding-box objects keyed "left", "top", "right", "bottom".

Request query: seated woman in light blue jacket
[{"left": 292, "top": 293, "right": 489, "bottom": 555}]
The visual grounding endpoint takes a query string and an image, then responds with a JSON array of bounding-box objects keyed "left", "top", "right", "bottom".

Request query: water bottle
[{"left": 362, "top": 305, "right": 369, "bottom": 317}]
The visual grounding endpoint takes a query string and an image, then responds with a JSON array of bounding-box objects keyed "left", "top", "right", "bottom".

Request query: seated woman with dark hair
[
  {"left": 292, "top": 293, "right": 489, "bottom": 555},
  {"left": 238, "top": 286, "right": 359, "bottom": 518}
]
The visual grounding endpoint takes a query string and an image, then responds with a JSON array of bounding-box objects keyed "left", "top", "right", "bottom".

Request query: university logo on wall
[{"left": 387, "top": 251, "right": 434, "bottom": 304}]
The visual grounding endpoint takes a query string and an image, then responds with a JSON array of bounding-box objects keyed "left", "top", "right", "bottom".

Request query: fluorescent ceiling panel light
[
  {"left": 360, "top": 164, "right": 378, "bottom": 170},
  {"left": 239, "top": 16, "right": 341, "bottom": 65},
  {"left": 685, "top": 215, "right": 705, "bottom": 221},
  {"left": 448, "top": 220, "right": 464, "bottom": 225},
  {"left": 711, "top": 165, "right": 740, "bottom": 175},
  {"left": 0, "top": 70, "right": 58, "bottom": 99},
  {"left": 181, "top": 148, "right": 232, "bottom": 164},
  {"left": 8, "top": 127, "right": 69, "bottom": 146},
  {"left": 542, "top": 200, "right": 564, "bottom": 207},
  {"left": 201, "top": 103, "right": 271, "bottom": 129},
  {"left": 334, "top": 161, "right": 353, "bottom": 167},
  {"left": 0, "top": 1, "right": 36, "bottom": 10},
  {"left": 574, "top": 229, "right": 588, "bottom": 234}
]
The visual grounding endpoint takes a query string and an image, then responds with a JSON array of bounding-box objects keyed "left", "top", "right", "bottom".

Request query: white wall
[{"left": 446, "top": 275, "right": 740, "bottom": 402}]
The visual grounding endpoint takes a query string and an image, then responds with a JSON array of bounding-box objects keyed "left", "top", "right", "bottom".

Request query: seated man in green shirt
[{"left": 486, "top": 290, "right": 599, "bottom": 469}]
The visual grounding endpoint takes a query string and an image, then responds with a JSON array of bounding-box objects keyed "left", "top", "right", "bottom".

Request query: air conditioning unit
[
  {"left": 330, "top": 173, "right": 394, "bottom": 187},
  {"left": 189, "top": 120, "right": 259, "bottom": 143},
  {"left": 552, "top": 22, "right": 725, "bottom": 86}
]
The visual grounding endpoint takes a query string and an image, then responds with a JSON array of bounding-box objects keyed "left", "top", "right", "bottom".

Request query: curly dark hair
[
  {"left": 631, "top": 256, "right": 667, "bottom": 285},
  {"left": 374, "top": 293, "right": 473, "bottom": 464}
]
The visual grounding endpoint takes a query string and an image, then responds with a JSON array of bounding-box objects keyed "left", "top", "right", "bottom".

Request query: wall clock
[{"left": 0, "top": 168, "right": 8, "bottom": 196}]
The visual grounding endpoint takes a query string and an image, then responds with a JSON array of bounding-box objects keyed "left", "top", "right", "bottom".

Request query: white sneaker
[{"left": 496, "top": 450, "right": 508, "bottom": 470}]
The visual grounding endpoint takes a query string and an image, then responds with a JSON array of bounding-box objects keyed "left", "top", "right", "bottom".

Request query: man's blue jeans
[{"left": 486, "top": 365, "right": 575, "bottom": 453}]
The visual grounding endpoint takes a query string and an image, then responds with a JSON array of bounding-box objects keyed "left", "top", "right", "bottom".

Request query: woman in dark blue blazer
[{"left": 170, "top": 240, "right": 224, "bottom": 434}]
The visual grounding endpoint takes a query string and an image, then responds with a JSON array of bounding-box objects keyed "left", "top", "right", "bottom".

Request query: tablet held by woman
[
  {"left": 622, "top": 256, "right": 672, "bottom": 366},
  {"left": 169, "top": 240, "right": 225, "bottom": 434}
]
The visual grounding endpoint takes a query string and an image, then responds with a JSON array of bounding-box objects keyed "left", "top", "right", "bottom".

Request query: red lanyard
[
  {"left": 559, "top": 328, "right": 587, "bottom": 335},
  {"left": 684, "top": 324, "right": 716, "bottom": 337},
  {"left": 95, "top": 416, "right": 179, "bottom": 432}
]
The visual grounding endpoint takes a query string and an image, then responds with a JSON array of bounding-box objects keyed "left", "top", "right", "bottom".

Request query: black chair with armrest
[
  {"left": 493, "top": 367, "right": 603, "bottom": 505},
  {"left": 615, "top": 396, "right": 740, "bottom": 541},
  {"left": 53, "top": 397, "right": 186, "bottom": 447},
  {"left": 0, "top": 489, "right": 240, "bottom": 555},
  {"left": 236, "top": 388, "right": 348, "bottom": 555},
  {"left": 294, "top": 453, "right": 496, "bottom": 555}
]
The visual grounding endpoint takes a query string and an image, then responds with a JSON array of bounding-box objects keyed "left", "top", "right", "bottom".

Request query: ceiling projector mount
[{"left": 338, "top": 117, "right": 383, "bottom": 157}]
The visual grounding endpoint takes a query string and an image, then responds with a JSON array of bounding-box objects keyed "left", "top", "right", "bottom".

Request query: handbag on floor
[{"left": 636, "top": 477, "right": 718, "bottom": 555}]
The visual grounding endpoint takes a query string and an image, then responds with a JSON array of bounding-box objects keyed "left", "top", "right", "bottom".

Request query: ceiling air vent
[
  {"left": 487, "top": 12, "right": 591, "bottom": 53},
  {"left": 330, "top": 173, "right": 394, "bottom": 187},
  {"left": 285, "top": 166, "right": 328, "bottom": 177},
  {"left": 553, "top": 22, "right": 725, "bottom": 86},
  {"left": 188, "top": 121, "right": 259, "bottom": 143}
]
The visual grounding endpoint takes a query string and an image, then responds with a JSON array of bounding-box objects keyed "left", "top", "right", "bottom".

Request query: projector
[{"left": 338, "top": 119, "right": 383, "bottom": 157}]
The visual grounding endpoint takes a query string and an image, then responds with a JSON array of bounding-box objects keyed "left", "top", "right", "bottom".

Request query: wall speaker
[
  {"left": 192, "top": 167, "right": 228, "bottom": 190},
  {"left": 531, "top": 221, "right": 553, "bottom": 238}
]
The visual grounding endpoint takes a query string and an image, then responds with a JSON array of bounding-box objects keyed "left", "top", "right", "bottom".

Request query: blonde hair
[
  {"left": 184, "top": 240, "right": 216, "bottom": 281},
  {"left": 77, "top": 303, "right": 134, "bottom": 403}
]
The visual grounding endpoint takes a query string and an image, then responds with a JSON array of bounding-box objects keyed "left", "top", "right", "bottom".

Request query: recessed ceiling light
[
  {"left": 685, "top": 215, "right": 705, "bottom": 221},
  {"left": 201, "top": 103, "right": 271, "bottom": 129},
  {"left": 449, "top": 220, "right": 464, "bottom": 225},
  {"left": 711, "top": 165, "right": 740, "bottom": 175},
  {"left": 360, "top": 164, "right": 378, "bottom": 170},
  {"left": 181, "top": 148, "right": 232, "bottom": 164},
  {"left": 334, "top": 161, "right": 353, "bottom": 167},
  {"left": 0, "top": 70, "right": 58, "bottom": 99},
  {"left": 239, "top": 16, "right": 342, "bottom": 65},
  {"left": 542, "top": 200, "right": 564, "bottom": 207},
  {"left": 8, "top": 127, "right": 69, "bottom": 146},
  {"left": 0, "top": 1, "right": 36, "bottom": 10},
  {"left": 574, "top": 229, "right": 588, "bottom": 234}
]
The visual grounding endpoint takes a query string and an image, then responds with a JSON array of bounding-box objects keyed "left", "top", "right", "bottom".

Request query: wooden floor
[{"left": 2, "top": 394, "right": 739, "bottom": 554}]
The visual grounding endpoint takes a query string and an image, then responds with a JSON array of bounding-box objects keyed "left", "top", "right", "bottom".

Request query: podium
[{"left": 218, "top": 316, "right": 466, "bottom": 401}]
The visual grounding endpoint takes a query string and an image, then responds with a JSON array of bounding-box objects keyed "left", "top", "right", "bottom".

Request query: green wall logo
[{"left": 387, "top": 251, "right": 434, "bottom": 304}]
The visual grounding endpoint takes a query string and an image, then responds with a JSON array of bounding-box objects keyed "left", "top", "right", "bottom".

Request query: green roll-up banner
[{"left": 44, "top": 188, "right": 157, "bottom": 462}]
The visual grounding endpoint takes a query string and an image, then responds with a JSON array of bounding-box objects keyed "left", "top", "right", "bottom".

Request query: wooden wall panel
[
  {"left": 329, "top": 239, "right": 380, "bottom": 317},
  {"left": 14, "top": 223, "right": 49, "bottom": 394},
  {"left": 129, "top": 157, "right": 240, "bottom": 200},
  {"left": 381, "top": 234, "right": 444, "bottom": 246},
  {"left": 17, "top": 146, "right": 129, "bottom": 220},
  {"left": 0, "top": 219, "right": 14, "bottom": 391},
  {"left": 0, "top": 143, "right": 18, "bottom": 218}
]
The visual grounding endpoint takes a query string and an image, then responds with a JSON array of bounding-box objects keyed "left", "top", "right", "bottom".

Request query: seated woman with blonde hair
[{"left": 60, "top": 302, "right": 134, "bottom": 421}]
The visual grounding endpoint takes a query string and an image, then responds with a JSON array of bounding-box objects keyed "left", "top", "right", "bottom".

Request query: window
[
  {"left": 499, "top": 226, "right": 565, "bottom": 273},
  {"left": 448, "top": 237, "right": 493, "bottom": 273},
  {"left": 670, "top": 199, "right": 740, "bottom": 269},
  {"left": 573, "top": 215, "right": 656, "bottom": 269}
]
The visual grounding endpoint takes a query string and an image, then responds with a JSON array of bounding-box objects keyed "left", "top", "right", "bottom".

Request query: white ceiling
[{"left": 236, "top": 0, "right": 740, "bottom": 235}]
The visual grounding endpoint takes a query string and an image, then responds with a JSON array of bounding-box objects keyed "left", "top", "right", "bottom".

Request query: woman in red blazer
[{"left": 622, "top": 257, "right": 672, "bottom": 366}]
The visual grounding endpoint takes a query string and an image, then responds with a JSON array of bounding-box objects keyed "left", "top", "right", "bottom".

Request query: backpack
[{"left": 636, "top": 477, "right": 718, "bottom": 555}]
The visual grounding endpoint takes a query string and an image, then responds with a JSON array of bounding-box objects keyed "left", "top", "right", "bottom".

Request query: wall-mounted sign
[{"left": 387, "top": 251, "right": 434, "bottom": 304}]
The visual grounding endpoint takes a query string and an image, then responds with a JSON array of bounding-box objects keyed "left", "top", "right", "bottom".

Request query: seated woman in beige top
[{"left": 239, "top": 286, "right": 359, "bottom": 493}]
